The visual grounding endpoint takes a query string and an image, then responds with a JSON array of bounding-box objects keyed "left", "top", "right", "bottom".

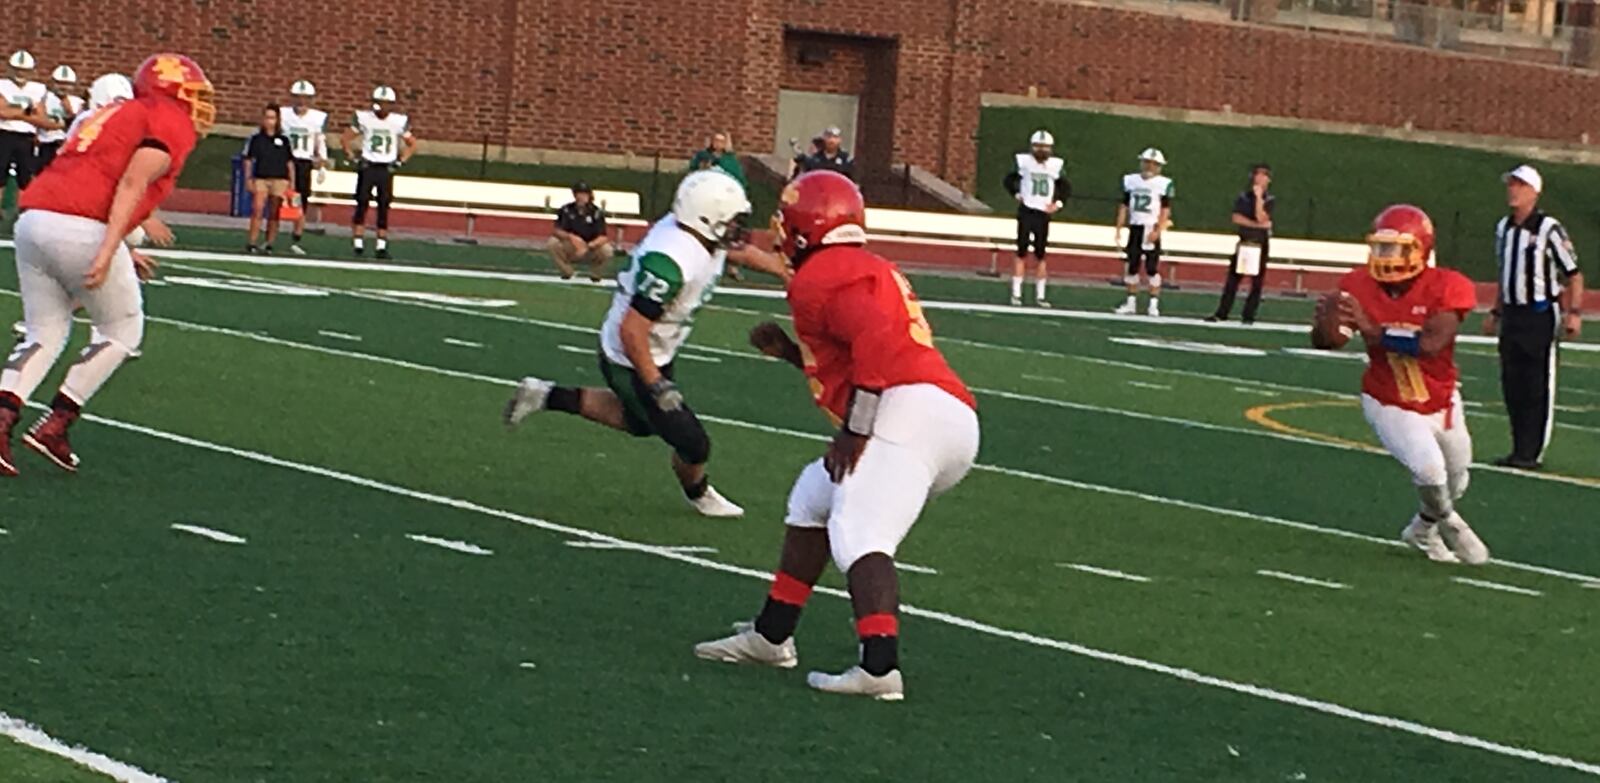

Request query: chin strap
[{"left": 844, "top": 387, "right": 882, "bottom": 437}]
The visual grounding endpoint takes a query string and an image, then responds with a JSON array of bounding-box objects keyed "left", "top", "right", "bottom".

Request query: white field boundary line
[
  {"left": 1058, "top": 563, "right": 1152, "bottom": 583},
  {"left": 63, "top": 302, "right": 1595, "bottom": 588},
  {"left": 1257, "top": 570, "right": 1350, "bottom": 590},
  {"left": 62, "top": 407, "right": 1600, "bottom": 777},
  {"left": 0, "top": 710, "right": 171, "bottom": 782},
  {"left": 405, "top": 533, "right": 494, "bottom": 556},
  {"left": 565, "top": 541, "right": 718, "bottom": 554},
  {"left": 1452, "top": 576, "right": 1544, "bottom": 597},
  {"left": 170, "top": 523, "right": 247, "bottom": 545}
]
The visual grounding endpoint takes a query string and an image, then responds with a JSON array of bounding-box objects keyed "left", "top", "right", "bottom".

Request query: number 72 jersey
[
  {"left": 1339, "top": 265, "right": 1477, "bottom": 414},
  {"left": 787, "top": 245, "right": 976, "bottom": 424}
]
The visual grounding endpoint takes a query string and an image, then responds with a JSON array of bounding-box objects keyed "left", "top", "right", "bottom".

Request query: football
[{"left": 1314, "top": 291, "right": 1351, "bottom": 349}]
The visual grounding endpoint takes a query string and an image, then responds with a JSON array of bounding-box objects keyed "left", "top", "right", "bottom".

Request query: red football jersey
[
  {"left": 787, "top": 245, "right": 976, "bottom": 424},
  {"left": 1338, "top": 266, "right": 1477, "bottom": 414},
  {"left": 20, "top": 96, "right": 197, "bottom": 228}
]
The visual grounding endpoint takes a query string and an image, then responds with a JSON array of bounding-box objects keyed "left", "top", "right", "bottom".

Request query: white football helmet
[
  {"left": 8, "top": 50, "right": 35, "bottom": 70},
  {"left": 1030, "top": 130, "right": 1054, "bottom": 147},
  {"left": 672, "top": 170, "right": 751, "bottom": 244},
  {"left": 290, "top": 79, "right": 316, "bottom": 97},
  {"left": 51, "top": 65, "right": 76, "bottom": 84},
  {"left": 1139, "top": 147, "right": 1167, "bottom": 166},
  {"left": 372, "top": 85, "right": 397, "bottom": 103},
  {"left": 88, "top": 73, "right": 134, "bottom": 110}
]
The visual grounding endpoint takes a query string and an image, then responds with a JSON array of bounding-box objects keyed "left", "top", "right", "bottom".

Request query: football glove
[{"left": 647, "top": 378, "right": 683, "bottom": 412}]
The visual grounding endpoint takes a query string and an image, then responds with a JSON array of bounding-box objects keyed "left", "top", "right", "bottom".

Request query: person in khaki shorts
[
  {"left": 547, "top": 181, "right": 614, "bottom": 281},
  {"left": 242, "top": 105, "right": 294, "bottom": 254}
]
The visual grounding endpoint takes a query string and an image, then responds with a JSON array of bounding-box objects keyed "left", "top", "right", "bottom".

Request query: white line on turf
[
  {"left": 676, "top": 353, "right": 723, "bottom": 364},
  {"left": 1257, "top": 570, "right": 1349, "bottom": 590},
  {"left": 556, "top": 345, "right": 592, "bottom": 356},
  {"left": 0, "top": 710, "right": 171, "bottom": 782},
  {"left": 1451, "top": 577, "right": 1543, "bottom": 597},
  {"left": 1233, "top": 386, "right": 1280, "bottom": 396},
  {"left": 1126, "top": 380, "right": 1172, "bottom": 391},
  {"left": 61, "top": 409, "right": 1600, "bottom": 777},
  {"left": 406, "top": 533, "right": 494, "bottom": 556},
  {"left": 1584, "top": 583, "right": 1600, "bottom": 590},
  {"left": 170, "top": 523, "right": 247, "bottom": 545},
  {"left": 565, "top": 541, "right": 718, "bottom": 554},
  {"left": 0, "top": 527, "right": 8, "bottom": 535},
  {"left": 82, "top": 304, "right": 1600, "bottom": 587},
  {"left": 1057, "top": 563, "right": 1152, "bottom": 583},
  {"left": 443, "top": 337, "right": 483, "bottom": 349},
  {"left": 316, "top": 330, "right": 362, "bottom": 342},
  {"left": 897, "top": 562, "right": 939, "bottom": 575}
]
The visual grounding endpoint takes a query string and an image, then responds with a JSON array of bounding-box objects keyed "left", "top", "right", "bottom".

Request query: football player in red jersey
[
  {"left": 1312, "top": 204, "right": 1490, "bottom": 564},
  {"left": 693, "top": 171, "right": 980, "bottom": 700},
  {"left": 0, "top": 53, "right": 213, "bottom": 477}
]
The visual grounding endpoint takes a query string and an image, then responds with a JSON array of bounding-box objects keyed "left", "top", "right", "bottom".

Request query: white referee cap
[
  {"left": 51, "top": 65, "right": 76, "bottom": 84},
  {"left": 1139, "top": 147, "right": 1167, "bottom": 165},
  {"left": 290, "top": 79, "right": 316, "bottom": 97},
  {"left": 1030, "top": 130, "right": 1054, "bottom": 146},
  {"left": 1502, "top": 164, "right": 1542, "bottom": 194},
  {"left": 8, "top": 50, "right": 35, "bottom": 70}
]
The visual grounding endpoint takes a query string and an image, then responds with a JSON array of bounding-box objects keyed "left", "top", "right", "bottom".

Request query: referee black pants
[
  {"left": 1498, "top": 304, "right": 1559, "bottom": 463},
  {"left": 0, "top": 130, "right": 36, "bottom": 192},
  {"left": 352, "top": 163, "right": 395, "bottom": 229}
]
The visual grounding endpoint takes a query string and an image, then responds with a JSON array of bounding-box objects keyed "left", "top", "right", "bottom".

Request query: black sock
[
  {"left": 683, "top": 475, "right": 709, "bottom": 500},
  {"left": 546, "top": 386, "right": 582, "bottom": 414},
  {"left": 293, "top": 233, "right": 302, "bottom": 242},
  {"left": 50, "top": 392, "right": 81, "bottom": 420},
  {"left": 0, "top": 392, "right": 19, "bottom": 413},
  {"left": 861, "top": 636, "right": 899, "bottom": 676},
  {"left": 754, "top": 597, "right": 802, "bottom": 644}
]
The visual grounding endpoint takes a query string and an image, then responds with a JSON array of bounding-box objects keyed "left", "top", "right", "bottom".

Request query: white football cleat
[
  {"left": 289, "top": 243, "right": 307, "bottom": 256},
  {"left": 693, "top": 621, "right": 797, "bottom": 668},
  {"left": 504, "top": 377, "right": 553, "bottom": 427},
  {"left": 1439, "top": 513, "right": 1490, "bottom": 565},
  {"left": 1036, "top": 299, "right": 1053, "bottom": 309},
  {"left": 1147, "top": 300, "right": 1161, "bottom": 317},
  {"left": 10, "top": 320, "right": 24, "bottom": 342},
  {"left": 687, "top": 485, "right": 744, "bottom": 518},
  {"left": 1113, "top": 301, "right": 1138, "bottom": 315},
  {"left": 1401, "top": 515, "right": 1459, "bottom": 563},
  {"left": 807, "top": 666, "right": 904, "bottom": 701},
  {"left": 1008, "top": 296, "right": 1022, "bottom": 307}
]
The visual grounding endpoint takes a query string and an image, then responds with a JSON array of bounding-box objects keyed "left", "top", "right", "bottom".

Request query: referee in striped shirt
[{"left": 1483, "top": 164, "right": 1584, "bottom": 470}]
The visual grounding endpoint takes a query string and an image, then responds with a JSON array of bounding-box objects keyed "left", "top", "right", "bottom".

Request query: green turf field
[
  {"left": 976, "top": 106, "right": 1600, "bottom": 282},
  {"left": 1, "top": 242, "right": 1599, "bottom": 781}
]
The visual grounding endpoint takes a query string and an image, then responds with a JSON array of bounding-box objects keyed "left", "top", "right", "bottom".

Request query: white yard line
[
  {"left": 1452, "top": 576, "right": 1543, "bottom": 597},
  {"left": 406, "top": 533, "right": 494, "bottom": 556},
  {"left": 1257, "top": 570, "right": 1349, "bottom": 590},
  {"left": 59, "top": 408, "right": 1600, "bottom": 777},
  {"left": 1058, "top": 563, "right": 1152, "bottom": 583},
  {"left": 442, "top": 337, "right": 483, "bottom": 349},
  {"left": 565, "top": 541, "right": 718, "bottom": 554},
  {"left": 170, "top": 523, "right": 247, "bottom": 545},
  {"left": 676, "top": 353, "right": 723, "bottom": 364},
  {"left": 897, "top": 562, "right": 939, "bottom": 575},
  {"left": 0, "top": 710, "right": 171, "bottom": 782},
  {"left": 1126, "top": 380, "right": 1172, "bottom": 391},
  {"left": 316, "top": 330, "right": 362, "bottom": 342}
]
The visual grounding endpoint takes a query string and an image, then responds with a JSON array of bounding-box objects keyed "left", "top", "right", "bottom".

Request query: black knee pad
[{"left": 655, "top": 406, "right": 711, "bottom": 465}]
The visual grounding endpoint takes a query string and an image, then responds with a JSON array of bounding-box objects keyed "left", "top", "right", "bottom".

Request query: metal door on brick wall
[{"left": 774, "top": 90, "right": 859, "bottom": 159}]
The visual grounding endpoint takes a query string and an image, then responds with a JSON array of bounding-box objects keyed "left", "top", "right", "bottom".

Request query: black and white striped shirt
[{"left": 1495, "top": 210, "right": 1580, "bottom": 306}]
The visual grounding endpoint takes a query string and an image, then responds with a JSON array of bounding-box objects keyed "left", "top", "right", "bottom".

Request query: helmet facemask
[{"left": 1366, "top": 230, "right": 1428, "bottom": 283}]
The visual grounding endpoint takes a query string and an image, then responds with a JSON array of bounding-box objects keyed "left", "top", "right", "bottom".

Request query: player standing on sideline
[
  {"left": 692, "top": 171, "right": 980, "bottom": 701},
  {"left": 503, "top": 170, "right": 750, "bottom": 518},
  {"left": 1312, "top": 204, "right": 1490, "bottom": 565},
  {"left": 1114, "top": 148, "right": 1173, "bottom": 317},
  {"left": 1002, "top": 130, "right": 1068, "bottom": 308},
  {"left": 0, "top": 53, "right": 212, "bottom": 477},
  {"left": 34, "top": 66, "right": 82, "bottom": 172},
  {"left": 280, "top": 80, "right": 327, "bottom": 255},
  {"left": 341, "top": 85, "right": 415, "bottom": 259},
  {"left": 0, "top": 51, "right": 48, "bottom": 222}
]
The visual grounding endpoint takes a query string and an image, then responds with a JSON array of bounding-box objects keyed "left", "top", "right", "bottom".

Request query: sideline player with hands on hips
[
  {"left": 503, "top": 170, "right": 750, "bottom": 518},
  {"left": 342, "top": 86, "right": 415, "bottom": 259},
  {"left": 1, "top": 53, "right": 212, "bottom": 477},
  {"left": 1114, "top": 148, "right": 1173, "bottom": 317},
  {"left": 1312, "top": 204, "right": 1489, "bottom": 564},
  {"left": 693, "top": 171, "right": 981, "bottom": 701}
]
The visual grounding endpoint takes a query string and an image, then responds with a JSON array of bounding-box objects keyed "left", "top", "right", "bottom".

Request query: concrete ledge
[{"left": 209, "top": 122, "right": 688, "bottom": 171}]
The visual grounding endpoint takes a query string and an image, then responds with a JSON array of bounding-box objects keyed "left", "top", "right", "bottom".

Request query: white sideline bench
[
  {"left": 308, "top": 170, "right": 647, "bottom": 241},
  {"left": 866, "top": 208, "right": 1368, "bottom": 291}
]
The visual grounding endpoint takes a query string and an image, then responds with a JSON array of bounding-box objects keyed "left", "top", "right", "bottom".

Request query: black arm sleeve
[
  {"left": 1055, "top": 176, "right": 1071, "bottom": 203},
  {"left": 630, "top": 294, "right": 665, "bottom": 321},
  {"left": 1002, "top": 171, "right": 1021, "bottom": 196}
]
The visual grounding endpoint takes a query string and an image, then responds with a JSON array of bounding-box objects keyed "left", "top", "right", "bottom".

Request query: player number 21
[{"left": 891, "top": 270, "right": 934, "bottom": 347}]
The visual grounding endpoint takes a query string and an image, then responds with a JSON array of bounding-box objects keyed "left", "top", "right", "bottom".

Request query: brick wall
[{"left": 11, "top": 0, "right": 1596, "bottom": 193}]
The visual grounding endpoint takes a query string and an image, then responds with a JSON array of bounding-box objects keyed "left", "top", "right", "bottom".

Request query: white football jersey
[
  {"left": 0, "top": 79, "right": 48, "bottom": 134},
  {"left": 601, "top": 214, "right": 726, "bottom": 368},
  {"left": 36, "top": 93, "right": 85, "bottom": 143},
  {"left": 280, "top": 106, "right": 328, "bottom": 161},
  {"left": 352, "top": 110, "right": 410, "bottom": 164},
  {"left": 1015, "top": 153, "right": 1065, "bottom": 212},
  {"left": 1122, "top": 172, "right": 1174, "bottom": 228}
]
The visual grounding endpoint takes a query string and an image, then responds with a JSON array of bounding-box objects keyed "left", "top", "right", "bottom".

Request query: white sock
[
  {"left": 354, "top": 237, "right": 364, "bottom": 250},
  {"left": 1125, "top": 294, "right": 1137, "bottom": 306},
  {"left": 376, "top": 238, "right": 388, "bottom": 251},
  {"left": 1035, "top": 277, "right": 1047, "bottom": 301},
  {"left": 1010, "top": 275, "right": 1022, "bottom": 300}
]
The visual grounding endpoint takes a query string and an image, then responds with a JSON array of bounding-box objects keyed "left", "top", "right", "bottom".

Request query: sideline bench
[{"left": 865, "top": 208, "right": 1368, "bottom": 291}]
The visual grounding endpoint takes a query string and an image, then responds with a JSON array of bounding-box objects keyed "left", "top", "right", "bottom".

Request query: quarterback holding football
[{"left": 1312, "top": 204, "right": 1490, "bottom": 565}]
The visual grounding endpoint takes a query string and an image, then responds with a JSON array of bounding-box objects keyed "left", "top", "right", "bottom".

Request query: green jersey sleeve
[{"left": 631, "top": 251, "right": 685, "bottom": 318}]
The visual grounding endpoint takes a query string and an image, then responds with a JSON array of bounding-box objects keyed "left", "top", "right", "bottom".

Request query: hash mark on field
[
  {"left": 557, "top": 344, "right": 592, "bottom": 356},
  {"left": 1058, "top": 563, "right": 1152, "bottom": 583},
  {"left": 443, "top": 337, "right": 483, "bottom": 349},
  {"left": 0, "top": 527, "right": 8, "bottom": 535},
  {"left": 1126, "top": 380, "right": 1172, "bottom": 391},
  {"left": 565, "top": 541, "right": 718, "bottom": 554},
  {"left": 677, "top": 352, "right": 723, "bottom": 364},
  {"left": 1582, "top": 582, "right": 1600, "bottom": 590},
  {"left": 1452, "top": 576, "right": 1542, "bottom": 597},
  {"left": 1233, "top": 386, "right": 1280, "bottom": 397},
  {"left": 170, "top": 523, "right": 247, "bottom": 545},
  {"left": 897, "top": 562, "right": 939, "bottom": 575},
  {"left": 406, "top": 533, "right": 494, "bottom": 556},
  {"left": 317, "top": 330, "right": 363, "bottom": 342},
  {"left": 1257, "top": 570, "right": 1348, "bottom": 590},
  {"left": 1022, "top": 373, "right": 1066, "bottom": 384},
  {"left": 1, "top": 710, "right": 171, "bottom": 782}
]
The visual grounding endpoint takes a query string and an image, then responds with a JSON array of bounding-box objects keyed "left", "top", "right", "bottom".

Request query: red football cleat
[
  {"left": 0, "top": 407, "right": 17, "bottom": 477},
  {"left": 22, "top": 412, "right": 79, "bottom": 474}
]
